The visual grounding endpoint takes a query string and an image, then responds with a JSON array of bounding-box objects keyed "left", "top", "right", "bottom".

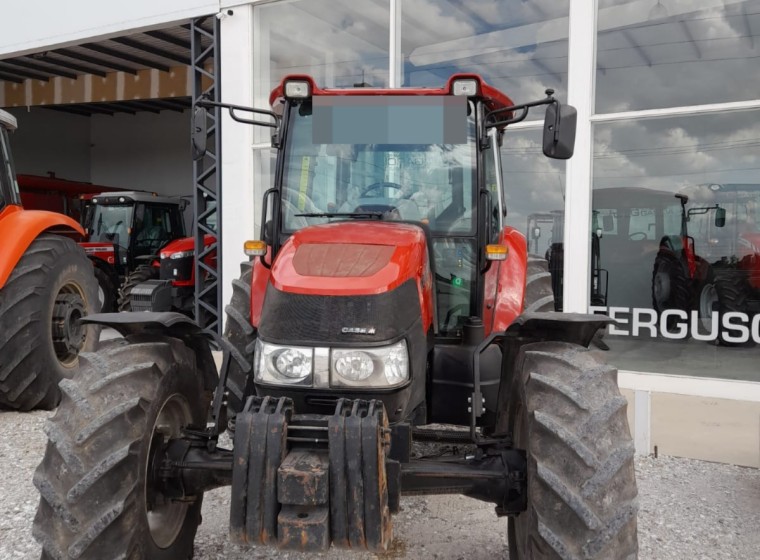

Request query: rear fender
[
  {"left": 0, "top": 206, "right": 85, "bottom": 289},
  {"left": 80, "top": 312, "right": 219, "bottom": 392},
  {"left": 490, "top": 227, "right": 529, "bottom": 334}
]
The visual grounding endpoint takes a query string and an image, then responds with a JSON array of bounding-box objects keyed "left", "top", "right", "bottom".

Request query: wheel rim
[
  {"left": 653, "top": 268, "right": 671, "bottom": 306},
  {"left": 700, "top": 282, "right": 719, "bottom": 331},
  {"left": 145, "top": 393, "right": 191, "bottom": 549},
  {"left": 97, "top": 284, "right": 105, "bottom": 309},
  {"left": 51, "top": 282, "right": 87, "bottom": 367}
]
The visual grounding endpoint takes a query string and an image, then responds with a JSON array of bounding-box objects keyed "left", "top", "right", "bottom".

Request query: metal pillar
[{"left": 191, "top": 16, "right": 222, "bottom": 336}]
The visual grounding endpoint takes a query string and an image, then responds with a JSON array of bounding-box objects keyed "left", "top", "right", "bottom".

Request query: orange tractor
[
  {"left": 0, "top": 109, "right": 99, "bottom": 410},
  {"left": 32, "top": 76, "right": 637, "bottom": 558}
]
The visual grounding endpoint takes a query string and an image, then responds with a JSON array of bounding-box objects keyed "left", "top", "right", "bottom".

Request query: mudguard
[
  {"left": 505, "top": 311, "right": 613, "bottom": 348},
  {"left": 80, "top": 312, "right": 219, "bottom": 391},
  {"left": 0, "top": 206, "right": 85, "bottom": 289}
]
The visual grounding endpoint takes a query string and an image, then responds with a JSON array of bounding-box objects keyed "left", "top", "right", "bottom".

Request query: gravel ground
[{"left": 1, "top": 409, "right": 759, "bottom": 559}]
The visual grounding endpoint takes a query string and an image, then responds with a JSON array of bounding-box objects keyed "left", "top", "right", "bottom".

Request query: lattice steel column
[{"left": 191, "top": 16, "right": 222, "bottom": 336}]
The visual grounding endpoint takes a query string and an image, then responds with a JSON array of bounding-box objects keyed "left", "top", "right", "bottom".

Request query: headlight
[
  {"left": 331, "top": 340, "right": 409, "bottom": 388},
  {"left": 161, "top": 250, "right": 194, "bottom": 260},
  {"left": 254, "top": 340, "right": 313, "bottom": 385}
]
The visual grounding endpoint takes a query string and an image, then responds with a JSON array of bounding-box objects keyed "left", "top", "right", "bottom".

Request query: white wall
[
  {"left": 7, "top": 108, "right": 91, "bottom": 181},
  {"left": 0, "top": 0, "right": 220, "bottom": 57},
  {"left": 90, "top": 110, "right": 192, "bottom": 197}
]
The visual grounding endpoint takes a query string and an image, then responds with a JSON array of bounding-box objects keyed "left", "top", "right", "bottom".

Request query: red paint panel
[
  {"left": 250, "top": 249, "right": 272, "bottom": 329},
  {"left": 292, "top": 243, "right": 395, "bottom": 277},
  {"left": 491, "top": 227, "right": 529, "bottom": 333},
  {"left": 80, "top": 242, "right": 115, "bottom": 265},
  {"left": 266, "top": 222, "right": 433, "bottom": 332}
]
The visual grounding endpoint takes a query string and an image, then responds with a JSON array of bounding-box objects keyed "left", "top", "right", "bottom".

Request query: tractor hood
[
  {"left": 159, "top": 234, "right": 216, "bottom": 258},
  {"left": 270, "top": 222, "right": 429, "bottom": 296}
]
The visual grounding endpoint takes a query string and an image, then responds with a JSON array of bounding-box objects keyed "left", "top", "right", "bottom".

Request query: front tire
[
  {"left": 93, "top": 266, "right": 117, "bottom": 312},
  {"left": 525, "top": 255, "right": 556, "bottom": 313},
  {"left": 223, "top": 261, "right": 256, "bottom": 414},
  {"left": 651, "top": 252, "right": 691, "bottom": 314},
  {"left": 508, "top": 342, "right": 638, "bottom": 559},
  {"left": 0, "top": 234, "right": 99, "bottom": 410},
  {"left": 32, "top": 336, "right": 207, "bottom": 559},
  {"left": 713, "top": 269, "right": 755, "bottom": 347}
]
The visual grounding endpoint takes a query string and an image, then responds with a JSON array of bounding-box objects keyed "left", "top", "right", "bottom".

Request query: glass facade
[
  {"left": 597, "top": 0, "right": 760, "bottom": 112},
  {"left": 402, "top": 0, "right": 569, "bottom": 120},
  {"left": 593, "top": 2, "right": 760, "bottom": 381},
  {"left": 249, "top": 0, "right": 760, "bottom": 381}
]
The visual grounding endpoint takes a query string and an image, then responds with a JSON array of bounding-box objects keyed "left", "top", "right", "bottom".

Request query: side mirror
[
  {"left": 192, "top": 106, "right": 208, "bottom": 160},
  {"left": 532, "top": 226, "right": 541, "bottom": 239},
  {"left": 542, "top": 102, "right": 577, "bottom": 160},
  {"left": 715, "top": 207, "right": 726, "bottom": 228}
]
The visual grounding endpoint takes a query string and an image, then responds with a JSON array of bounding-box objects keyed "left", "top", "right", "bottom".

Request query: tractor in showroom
[
  {"left": 653, "top": 185, "right": 760, "bottom": 344},
  {"left": 32, "top": 75, "right": 638, "bottom": 559},
  {"left": 0, "top": 109, "right": 99, "bottom": 410},
  {"left": 78, "top": 191, "right": 188, "bottom": 311}
]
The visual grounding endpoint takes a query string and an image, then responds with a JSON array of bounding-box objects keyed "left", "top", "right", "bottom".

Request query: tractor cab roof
[
  {"left": 269, "top": 73, "right": 515, "bottom": 118},
  {"left": 0, "top": 109, "right": 17, "bottom": 131},
  {"left": 92, "top": 191, "right": 185, "bottom": 207}
]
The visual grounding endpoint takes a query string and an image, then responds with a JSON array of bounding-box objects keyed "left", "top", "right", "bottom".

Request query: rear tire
[
  {"left": 0, "top": 234, "right": 99, "bottom": 411},
  {"left": 507, "top": 342, "right": 638, "bottom": 559},
  {"left": 32, "top": 336, "right": 207, "bottom": 559},
  {"left": 223, "top": 261, "right": 256, "bottom": 415},
  {"left": 118, "top": 264, "right": 158, "bottom": 312}
]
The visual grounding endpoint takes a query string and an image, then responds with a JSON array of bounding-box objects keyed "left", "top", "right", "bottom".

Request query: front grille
[
  {"left": 259, "top": 279, "right": 420, "bottom": 344},
  {"left": 160, "top": 256, "right": 193, "bottom": 281}
]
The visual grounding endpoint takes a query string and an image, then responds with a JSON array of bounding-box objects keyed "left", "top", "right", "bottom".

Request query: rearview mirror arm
[
  {"left": 485, "top": 89, "right": 558, "bottom": 129},
  {"left": 197, "top": 97, "right": 280, "bottom": 128}
]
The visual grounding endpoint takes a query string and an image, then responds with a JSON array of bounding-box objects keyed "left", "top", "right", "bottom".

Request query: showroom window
[
  {"left": 596, "top": 0, "right": 760, "bottom": 112},
  {"left": 254, "top": 0, "right": 390, "bottom": 94},
  {"left": 593, "top": 0, "right": 760, "bottom": 381},
  {"left": 401, "top": 0, "right": 569, "bottom": 120}
]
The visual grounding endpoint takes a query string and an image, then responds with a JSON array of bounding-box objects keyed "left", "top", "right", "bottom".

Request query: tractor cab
[
  {"left": 83, "top": 191, "right": 186, "bottom": 274},
  {"left": 198, "top": 75, "right": 574, "bottom": 338}
]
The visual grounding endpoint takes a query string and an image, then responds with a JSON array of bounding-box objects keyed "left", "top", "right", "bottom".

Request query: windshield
[
  {"left": 89, "top": 204, "right": 133, "bottom": 253},
  {"left": 280, "top": 98, "right": 476, "bottom": 235}
]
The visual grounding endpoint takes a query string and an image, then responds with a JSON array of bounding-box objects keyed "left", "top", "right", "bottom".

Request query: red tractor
[
  {"left": 119, "top": 202, "right": 217, "bottom": 318},
  {"left": 0, "top": 110, "right": 100, "bottom": 410},
  {"left": 654, "top": 184, "right": 759, "bottom": 344},
  {"left": 78, "top": 191, "right": 188, "bottom": 311},
  {"left": 32, "top": 76, "right": 637, "bottom": 559}
]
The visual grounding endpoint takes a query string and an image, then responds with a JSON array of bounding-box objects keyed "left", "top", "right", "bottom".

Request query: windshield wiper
[{"left": 294, "top": 212, "right": 385, "bottom": 220}]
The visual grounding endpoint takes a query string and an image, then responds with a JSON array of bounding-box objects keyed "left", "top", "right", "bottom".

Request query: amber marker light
[
  {"left": 485, "top": 244, "right": 508, "bottom": 261},
  {"left": 243, "top": 240, "right": 267, "bottom": 257}
]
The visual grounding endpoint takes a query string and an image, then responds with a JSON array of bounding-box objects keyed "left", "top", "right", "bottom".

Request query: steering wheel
[
  {"left": 629, "top": 232, "right": 648, "bottom": 241},
  {"left": 360, "top": 182, "right": 405, "bottom": 198}
]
